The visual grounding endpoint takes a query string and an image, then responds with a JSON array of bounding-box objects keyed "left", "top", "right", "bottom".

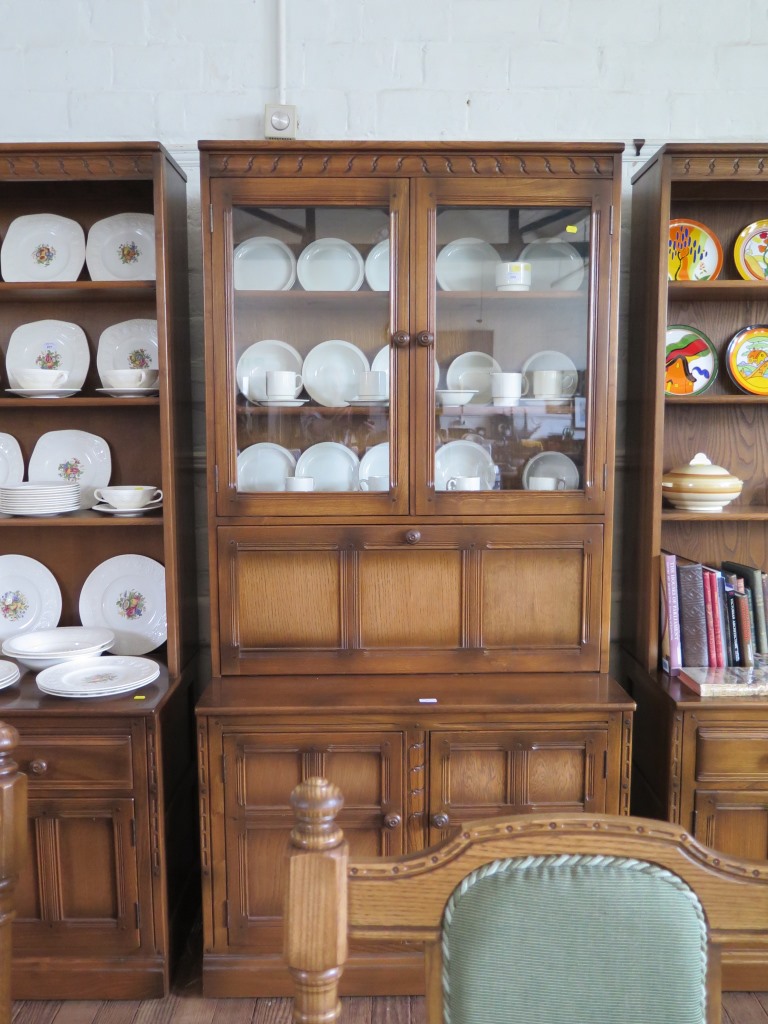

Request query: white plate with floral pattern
[
  {"left": 36, "top": 655, "right": 160, "bottom": 698},
  {"left": 96, "top": 319, "right": 158, "bottom": 378},
  {"left": 0, "top": 554, "right": 62, "bottom": 641},
  {"left": 1, "top": 213, "right": 86, "bottom": 282},
  {"left": 79, "top": 555, "right": 166, "bottom": 656},
  {"left": 0, "top": 660, "right": 20, "bottom": 691},
  {"left": 6, "top": 319, "right": 90, "bottom": 390},
  {"left": 0, "top": 434, "right": 23, "bottom": 487},
  {"left": 28, "top": 430, "right": 111, "bottom": 509},
  {"left": 85, "top": 213, "right": 156, "bottom": 281}
]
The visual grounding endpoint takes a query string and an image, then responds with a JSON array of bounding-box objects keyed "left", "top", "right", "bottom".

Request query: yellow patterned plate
[
  {"left": 734, "top": 219, "right": 768, "bottom": 281},
  {"left": 725, "top": 325, "right": 768, "bottom": 395},
  {"left": 668, "top": 219, "right": 723, "bottom": 281}
]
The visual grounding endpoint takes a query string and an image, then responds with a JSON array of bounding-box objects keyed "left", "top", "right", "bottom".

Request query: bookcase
[{"left": 622, "top": 143, "right": 768, "bottom": 988}]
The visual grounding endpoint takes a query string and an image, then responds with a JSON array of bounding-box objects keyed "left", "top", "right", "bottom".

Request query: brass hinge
[
  {"left": 609, "top": 205, "right": 615, "bottom": 235},
  {"left": 214, "top": 465, "right": 219, "bottom": 493},
  {"left": 603, "top": 464, "right": 608, "bottom": 491},
  {"left": 209, "top": 203, "right": 214, "bottom": 233}
]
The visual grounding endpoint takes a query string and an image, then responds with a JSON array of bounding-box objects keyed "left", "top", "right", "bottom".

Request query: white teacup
[
  {"left": 446, "top": 475, "right": 481, "bottom": 491},
  {"left": 495, "top": 261, "right": 531, "bottom": 291},
  {"left": 491, "top": 371, "right": 524, "bottom": 405},
  {"left": 14, "top": 368, "right": 69, "bottom": 390},
  {"left": 93, "top": 485, "right": 163, "bottom": 508},
  {"left": 266, "top": 369, "right": 302, "bottom": 400},
  {"left": 529, "top": 476, "right": 566, "bottom": 491},
  {"left": 531, "top": 369, "right": 577, "bottom": 399},
  {"left": 360, "top": 475, "right": 389, "bottom": 492},
  {"left": 358, "top": 370, "right": 387, "bottom": 399},
  {"left": 285, "top": 477, "right": 314, "bottom": 492},
  {"left": 101, "top": 368, "right": 158, "bottom": 389}
]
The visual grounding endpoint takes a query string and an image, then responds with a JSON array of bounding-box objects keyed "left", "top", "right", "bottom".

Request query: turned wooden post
[
  {"left": 285, "top": 777, "right": 348, "bottom": 1024},
  {"left": 0, "top": 722, "right": 25, "bottom": 1024}
]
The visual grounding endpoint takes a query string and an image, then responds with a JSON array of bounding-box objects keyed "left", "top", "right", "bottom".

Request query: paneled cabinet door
[
  {"left": 693, "top": 791, "right": 768, "bottom": 862},
  {"left": 219, "top": 729, "right": 404, "bottom": 951},
  {"left": 428, "top": 728, "right": 608, "bottom": 843},
  {"left": 14, "top": 797, "right": 142, "bottom": 956}
]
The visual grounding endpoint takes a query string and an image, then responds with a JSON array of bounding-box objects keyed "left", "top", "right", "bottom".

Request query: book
[
  {"left": 724, "top": 589, "right": 742, "bottom": 666},
  {"left": 659, "top": 552, "right": 682, "bottom": 674},
  {"left": 678, "top": 665, "right": 768, "bottom": 696},
  {"left": 732, "top": 590, "right": 755, "bottom": 666},
  {"left": 676, "top": 560, "right": 708, "bottom": 666},
  {"left": 701, "top": 566, "right": 717, "bottom": 667},
  {"left": 722, "top": 560, "right": 768, "bottom": 654},
  {"left": 702, "top": 567, "right": 725, "bottom": 668}
]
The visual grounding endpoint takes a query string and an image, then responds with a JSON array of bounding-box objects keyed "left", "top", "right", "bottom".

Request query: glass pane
[
  {"left": 232, "top": 204, "right": 392, "bottom": 495},
  {"left": 434, "top": 205, "right": 590, "bottom": 494}
]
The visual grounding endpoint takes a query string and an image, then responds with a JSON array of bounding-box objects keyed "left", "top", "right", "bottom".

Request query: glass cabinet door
[
  {"left": 210, "top": 179, "right": 409, "bottom": 516},
  {"left": 412, "top": 179, "right": 614, "bottom": 515}
]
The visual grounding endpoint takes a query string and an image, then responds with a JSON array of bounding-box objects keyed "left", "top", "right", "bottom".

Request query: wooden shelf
[
  {"left": 665, "top": 394, "right": 768, "bottom": 405},
  {"left": 669, "top": 280, "right": 768, "bottom": 301},
  {"left": 0, "top": 396, "right": 160, "bottom": 407},
  {"left": 0, "top": 281, "right": 155, "bottom": 301},
  {"left": 661, "top": 505, "right": 768, "bottom": 521}
]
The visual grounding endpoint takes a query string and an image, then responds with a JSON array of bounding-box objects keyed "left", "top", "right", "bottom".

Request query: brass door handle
[
  {"left": 384, "top": 813, "right": 402, "bottom": 830},
  {"left": 405, "top": 530, "right": 421, "bottom": 545},
  {"left": 431, "top": 812, "right": 450, "bottom": 829},
  {"left": 416, "top": 331, "right": 435, "bottom": 347}
]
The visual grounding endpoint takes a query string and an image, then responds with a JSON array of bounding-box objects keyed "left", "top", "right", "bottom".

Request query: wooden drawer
[
  {"left": 15, "top": 733, "right": 134, "bottom": 791},
  {"left": 695, "top": 726, "right": 768, "bottom": 784}
]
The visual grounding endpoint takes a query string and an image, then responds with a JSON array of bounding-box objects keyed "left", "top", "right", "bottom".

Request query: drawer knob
[
  {"left": 417, "top": 331, "right": 435, "bottom": 348},
  {"left": 405, "top": 530, "right": 421, "bottom": 545},
  {"left": 29, "top": 759, "right": 48, "bottom": 776},
  {"left": 431, "top": 812, "right": 450, "bottom": 829},
  {"left": 391, "top": 331, "right": 410, "bottom": 348},
  {"left": 384, "top": 813, "right": 402, "bottom": 830}
]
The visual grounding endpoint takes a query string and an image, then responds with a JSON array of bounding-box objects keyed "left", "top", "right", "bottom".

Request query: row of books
[{"left": 660, "top": 551, "right": 768, "bottom": 694}]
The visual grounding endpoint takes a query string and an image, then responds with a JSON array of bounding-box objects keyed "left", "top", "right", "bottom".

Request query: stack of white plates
[
  {"left": 0, "top": 660, "right": 20, "bottom": 692},
  {"left": 35, "top": 656, "right": 160, "bottom": 699},
  {"left": 0, "top": 482, "right": 81, "bottom": 516},
  {"left": 2, "top": 626, "right": 115, "bottom": 671}
]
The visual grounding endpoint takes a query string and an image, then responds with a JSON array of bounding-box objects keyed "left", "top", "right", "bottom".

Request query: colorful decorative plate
[
  {"left": 725, "top": 325, "right": 768, "bottom": 395},
  {"left": 734, "top": 219, "right": 768, "bottom": 281},
  {"left": 668, "top": 219, "right": 723, "bottom": 282},
  {"left": 664, "top": 325, "right": 718, "bottom": 397}
]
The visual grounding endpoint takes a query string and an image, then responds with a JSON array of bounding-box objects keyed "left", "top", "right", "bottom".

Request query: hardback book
[
  {"left": 722, "top": 560, "right": 768, "bottom": 654},
  {"left": 724, "top": 589, "right": 742, "bottom": 666},
  {"left": 678, "top": 665, "right": 768, "bottom": 696},
  {"left": 701, "top": 567, "right": 725, "bottom": 668},
  {"left": 659, "top": 552, "right": 682, "bottom": 673},
  {"left": 676, "top": 560, "right": 708, "bottom": 666},
  {"left": 732, "top": 590, "right": 755, "bottom": 667}
]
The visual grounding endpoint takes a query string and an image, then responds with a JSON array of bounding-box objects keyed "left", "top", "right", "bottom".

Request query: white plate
[
  {"left": 372, "top": 345, "right": 440, "bottom": 392},
  {"left": 28, "top": 430, "right": 111, "bottom": 509},
  {"left": 1, "top": 213, "right": 85, "bottom": 282},
  {"left": 6, "top": 319, "right": 90, "bottom": 391},
  {"left": 35, "top": 655, "right": 159, "bottom": 698},
  {"left": 445, "top": 351, "right": 501, "bottom": 404},
  {"left": 237, "top": 443, "right": 296, "bottom": 492},
  {"left": 359, "top": 442, "right": 389, "bottom": 483},
  {"left": 519, "top": 238, "right": 585, "bottom": 291},
  {"left": 522, "top": 451, "right": 580, "bottom": 490},
  {"left": 92, "top": 498, "right": 162, "bottom": 517},
  {"left": 295, "top": 442, "right": 360, "bottom": 492},
  {"left": 434, "top": 440, "right": 496, "bottom": 491},
  {"left": 0, "top": 661, "right": 20, "bottom": 691},
  {"left": 79, "top": 555, "right": 166, "bottom": 655},
  {"left": 302, "top": 340, "right": 369, "bottom": 407},
  {"left": 520, "top": 349, "right": 579, "bottom": 397},
  {"left": 5, "top": 388, "right": 81, "bottom": 399},
  {"left": 435, "top": 237, "right": 500, "bottom": 292},
  {"left": 96, "top": 319, "right": 159, "bottom": 378},
  {"left": 297, "top": 238, "right": 364, "bottom": 292},
  {"left": 347, "top": 398, "right": 389, "bottom": 406},
  {"left": 233, "top": 235, "right": 297, "bottom": 291},
  {"left": 0, "top": 434, "right": 23, "bottom": 486},
  {"left": 364, "top": 239, "right": 389, "bottom": 291},
  {"left": 85, "top": 213, "right": 156, "bottom": 281},
  {"left": 235, "top": 339, "right": 303, "bottom": 403},
  {"left": 0, "top": 554, "right": 62, "bottom": 641}
]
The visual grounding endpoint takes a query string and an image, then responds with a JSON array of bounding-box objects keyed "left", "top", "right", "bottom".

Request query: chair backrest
[
  {"left": 285, "top": 778, "right": 768, "bottom": 1024},
  {"left": 0, "top": 722, "right": 26, "bottom": 1024}
]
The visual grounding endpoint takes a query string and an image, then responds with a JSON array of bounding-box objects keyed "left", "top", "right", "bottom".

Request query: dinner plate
[
  {"left": 445, "top": 351, "right": 501, "bottom": 404},
  {"left": 665, "top": 325, "right": 718, "bottom": 397},
  {"left": 522, "top": 451, "right": 580, "bottom": 491},
  {"left": 434, "top": 440, "right": 495, "bottom": 491},
  {"left": 237, "top": 443, "right": 296, "bottom": 492},
  {"left": 35, "top": 655, "right": 160, "bottom": 698},
  {"left": 436, "top": 237, "right": 500, "bottom": 291},
  {"left": 364, "top": 239, "right": 390, "bottom": 291},
  {"left": 359, "top": 442, "right": 389, "bottom": 483},
  {"left": 667, "top": 218, "right": 723, "bottom": 282},
  {"left": 519, "top": 238, "right": 585, "bottom": 290},
  {"left": 236, "top": 339, "right": 303, "bottom": 402},
  {"left": 297, "top": 238, "right": 364, "bottom": 291},
  {"left": 295, "top": 442, "right": 360, "bottom": 492},
  {"left": 0, "top": 434, "right": 23, "bottom": 486},
  {"left": 6, "top": 319, "right": 90, "bottom": 390},
  {"left": 302, "top": 339, "right": 369, "bottom": 407},
  {"left": 85, "top": 213, "right": 156, "bottom": 281},
  {"left": 372, "top": 344, "right": 440, "bottom": 392},
  {"left": 734, "top": 220, "right": 768, "bottom": 281},
  {"left": 0, "top": 554, "right": 62, "bottom": 641},
  {"left": 0, "top": 661, "right": 20, "bottom": 691},
  {"left": 28, "top": 429, "right": 111, "bottom": 509},
  {"left": 234, "top": 235, "right": 297, "bottom": 290},
  {"left": 96, "top": 319, "right": 159, "bottom": 378},
  {"left": 92, "top": 498, "right": 163, "bottom": 517},
  {"left": 725, "top": 325, "right": 768, "bottom": 396},
  {"left": 521, "top": 349, "right": 578, "bottom": 379},
  {"left": 0, "top": 213, "right": 86, "bottom": 282},
  {"left": 79, "top": 554, "right": 166, "bottom": 655}
]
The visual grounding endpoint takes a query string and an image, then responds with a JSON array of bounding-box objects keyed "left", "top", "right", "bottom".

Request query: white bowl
[
  {"left": 436, "top": 389, "right": 478, "bottom": 406},
  {"left": 2, "top": 626, "right": 115, "bottom": 670}
]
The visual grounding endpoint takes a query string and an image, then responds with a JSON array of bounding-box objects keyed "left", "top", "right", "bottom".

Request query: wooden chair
[
  {"left": 0, "top": 722, "right": 26, "bottom": 1024},
  {"left": 285, "top": 777, "right": 768, "bottom": 1024}
]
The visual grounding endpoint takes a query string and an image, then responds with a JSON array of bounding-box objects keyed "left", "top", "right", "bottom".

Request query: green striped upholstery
[{"left": 442, "top": 854, "right": 708, "bottom": 1024}]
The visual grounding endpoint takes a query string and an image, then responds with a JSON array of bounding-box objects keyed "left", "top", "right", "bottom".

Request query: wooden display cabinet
[
  {"left": 197, "top": 141, "right": 632, "bottom": 995},
  {"left": 623, "top": 143, "right": 768, "bottom": 988},
  {"left": 0, "top": 144, "right": 197, "bottom": 998}
]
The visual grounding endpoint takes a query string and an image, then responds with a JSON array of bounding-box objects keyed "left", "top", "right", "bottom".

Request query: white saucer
[
  {"left": 258, "top": 398, "right": 309, "bottom": 408},
  {"left": 5, "top": 388, "right": 80, "bottom": 398},
  {"left": 96, "top": 387, "right": 159, "bottom": 398},
  {"left": 348, "top": 395, "right": 389, "bottom": 406},
  {"left": 92, "top": 499, "right": 163, "bottom": 517}
]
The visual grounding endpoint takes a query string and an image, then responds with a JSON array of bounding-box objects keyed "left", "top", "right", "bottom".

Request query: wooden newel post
[
  {"left": 0, "top": 722, "right": 26, "bottom": 1024},
  {"left": 285, "top": 777, "right": 348, "bottom": 1024}
]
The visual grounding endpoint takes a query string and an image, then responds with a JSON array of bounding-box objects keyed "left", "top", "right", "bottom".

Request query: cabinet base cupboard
[{"left": 197, "top": 141, "right": 632, "bottom": 994}]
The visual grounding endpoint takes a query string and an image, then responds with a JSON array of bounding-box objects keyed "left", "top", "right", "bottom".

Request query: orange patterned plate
[
  {"left": 665, "top": 325, "right": 718, "bottom": 396},
  {"left": 725, "top": 325, "right": 768, "bottom": 395},
  {"left": 734, "top": 219, "right": 768, "bottom": 281},
  {"left": 668, "top": 219, "right": 723, "bottom": 281}
]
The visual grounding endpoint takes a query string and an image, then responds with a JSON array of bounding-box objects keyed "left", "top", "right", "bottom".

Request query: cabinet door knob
[
  {"left": 29, "top": 759, "right": 48, "bottom": 776},
  {"left": 405, "top": 530, "right": 421, "bottom": 545},
  {"left": 392, "top": 331, "right": 410, "bottom": 348},
  {"left": 384, "top": 813, "right": 402, "bottom": 830},
  {"left": 417, "top": 331, "right": 435, "bottom": 348},
  {"left": 431, "top": 812, "right": 450, "bottom": 829}
]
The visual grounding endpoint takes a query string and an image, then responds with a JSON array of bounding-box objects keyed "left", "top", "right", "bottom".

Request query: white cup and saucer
[
  {"left": 490, "top": 371, "right": 525, "bottom": 407},
  {"left": 93, "top": 484, "right": 163, "bottom": 516}
]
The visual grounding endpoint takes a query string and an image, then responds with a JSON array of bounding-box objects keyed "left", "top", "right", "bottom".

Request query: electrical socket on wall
[{"left": 264, "top": 104, "right": 298, "bottom": 140}]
